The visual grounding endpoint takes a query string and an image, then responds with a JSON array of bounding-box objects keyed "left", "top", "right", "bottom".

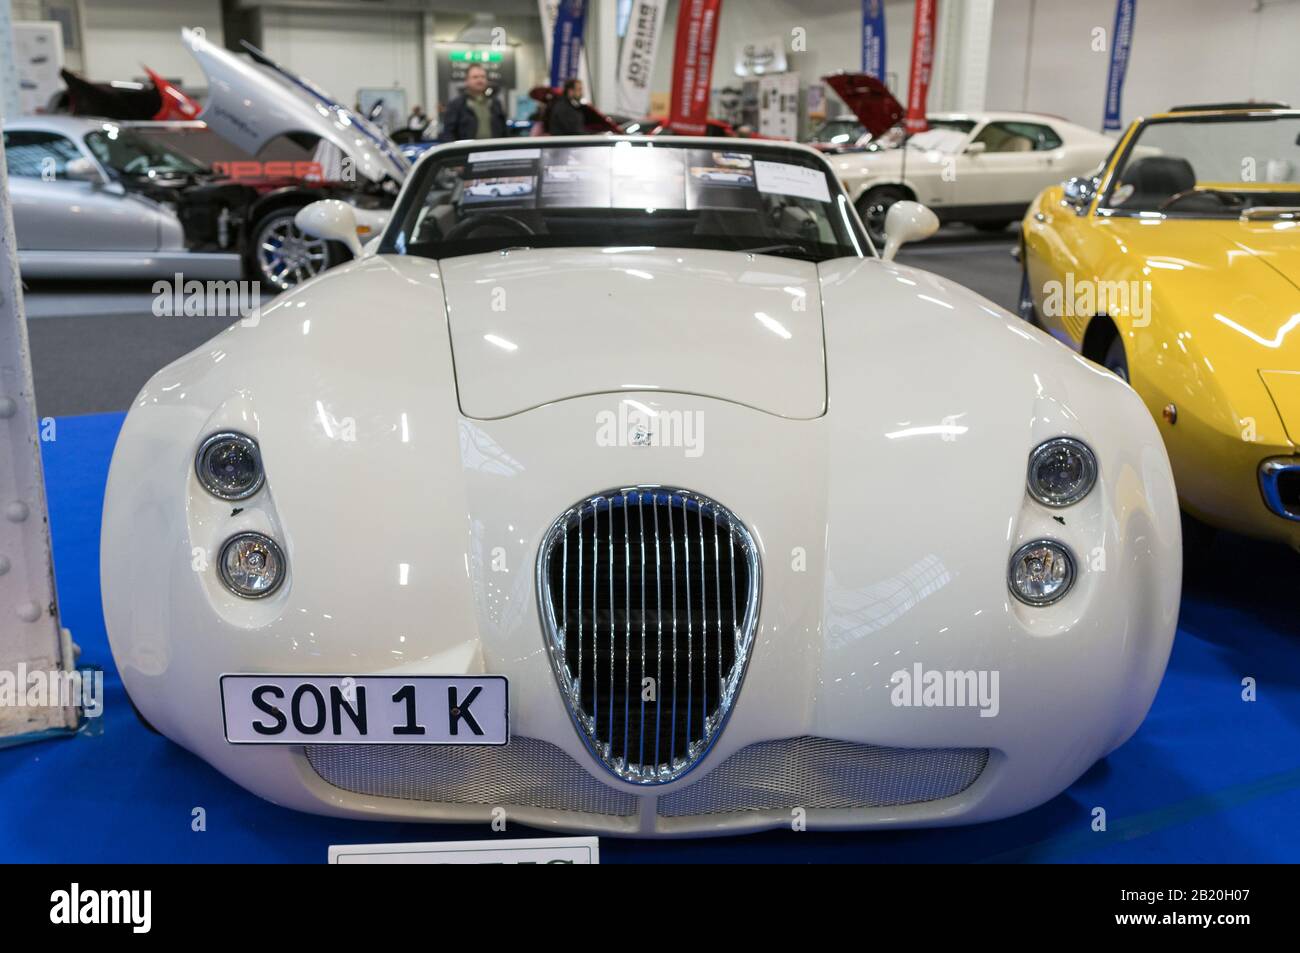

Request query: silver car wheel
[{"left": 256, "top": 212, "right": 330, "bottom": 291}]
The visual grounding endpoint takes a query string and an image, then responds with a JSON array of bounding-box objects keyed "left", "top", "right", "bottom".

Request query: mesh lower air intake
[
  {"left": 304, "top": 737, "right": 639, "bottom": 816},
  {"left": 657, "top": 737, "right": 990, "bottom": 816}
]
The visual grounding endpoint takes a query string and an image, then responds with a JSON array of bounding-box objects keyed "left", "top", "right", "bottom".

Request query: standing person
[
  {"left": 438, "top": 64, "right": 507, "bottom": 142},
  {"left": 407, "top": 105, "right": 430, "bottom": 135},
  {"left": 545, "top": 78, "right": 586, "bottom": 136}
]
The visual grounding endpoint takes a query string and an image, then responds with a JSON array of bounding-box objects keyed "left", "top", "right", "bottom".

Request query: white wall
[
  {"left": 988, "top": 0, "right": 1300, "bottom": 128},
  {"left": 260, "top": 6, "right": 423, "bottom": 109},
  {"left": 79, "top": 0, "right": 223, "bottom": 89}
]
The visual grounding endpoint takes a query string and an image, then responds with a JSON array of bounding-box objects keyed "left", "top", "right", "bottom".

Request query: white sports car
[
  {"left": 103, "top": 136, "right": 1180, "bottom": 837},
  {"left": 830, "top": 106, "right": 1115, "bottom": 242}
]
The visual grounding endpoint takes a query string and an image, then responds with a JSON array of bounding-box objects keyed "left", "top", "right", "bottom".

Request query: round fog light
[
  {"left": 1009, "top": 540, "right": 1075, "bottom": 606},
  {"left": 1027, "top": 437, "right": 1097, "bottom": 507},
  {"left": 196, "top": 432, "right": 264, "bottom": 500},
  {"left": 219, "top": 532, "right": 285, "bottom": 598}
]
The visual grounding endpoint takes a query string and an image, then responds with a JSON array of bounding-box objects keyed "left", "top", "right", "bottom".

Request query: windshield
[
  {"left": 1103, "top": 113, "right": 1300, "bottom": 216},
  {"left": 84, "top": 126, "right": 207, "bottom": 177},
  {"left": 905, "top": 120, "right": 978, "bottom": 153},
  {"left": 384, "top": 140, "right": 866, "bottom": 262},
  {"left": 809, "top": 119, "right": 865, "bottom": 144}
]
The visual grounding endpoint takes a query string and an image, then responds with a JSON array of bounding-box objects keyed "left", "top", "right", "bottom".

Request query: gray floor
[{"left": 23, "top": 226, "right": 1021, "bottom": 418}]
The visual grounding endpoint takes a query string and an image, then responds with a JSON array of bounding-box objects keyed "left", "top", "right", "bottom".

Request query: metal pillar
[{"left": 0, "top": 0, "right": 79, "bottom": 742}]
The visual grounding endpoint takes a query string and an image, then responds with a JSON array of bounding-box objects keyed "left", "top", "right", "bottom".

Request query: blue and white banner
[
  {"left": 862, "top": 0, "right": 886, "bottom": 80},
  {"left": 1103, "top": 0, "right": 1136, "bottom": 131},
  {"left": 549, "top": 0, "right": 588, "bottom": 88}
]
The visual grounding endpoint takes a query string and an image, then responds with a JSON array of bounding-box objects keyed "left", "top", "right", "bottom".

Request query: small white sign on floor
[{"left": 329, "top": 837, "right": 599, "bottom": 864}]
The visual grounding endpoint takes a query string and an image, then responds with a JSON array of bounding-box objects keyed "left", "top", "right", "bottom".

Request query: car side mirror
[
  {"left": 964, "top": 141, "right": 987, "bottom": 156},
  {"left": 1061, "top": 175, "right": 1097, "bottom": 215},
  {"left": 64, "top": 157, "right": 103, "bottom": 184},
  {"left": 881, "top": 200, "right": 940, "bottom": 261},
  {"left": 295, "top": 200, "right": 364, "bottom": 258}
]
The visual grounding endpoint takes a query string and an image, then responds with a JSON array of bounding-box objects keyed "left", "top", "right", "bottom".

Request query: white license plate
[{"left": 220, "top": 674, "right": 509, "bottom": 745}]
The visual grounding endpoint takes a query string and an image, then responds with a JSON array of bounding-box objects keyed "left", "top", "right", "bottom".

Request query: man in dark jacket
[
  {"left": 438, "top": 65, "right": 508, "bottom": 141},
  {"left": 545, "top": 78, "right": 587, "bottom": 136}
]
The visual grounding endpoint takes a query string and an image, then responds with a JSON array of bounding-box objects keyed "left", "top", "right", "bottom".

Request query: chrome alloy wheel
[{"left": 256, "top": 211, "right": 330, "bottom": 291}]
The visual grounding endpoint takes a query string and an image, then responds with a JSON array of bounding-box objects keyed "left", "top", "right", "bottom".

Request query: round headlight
[
  {"left": 1008, "top": 540, "right": 1075, "bottom": 606},
  {"left": 196, "top": 432, "right": 264, "bottom": 501},
  {"left": 1027, "top": 437, "right": 1097, "bottom": 507},
  {"left": 219, "top": 533, "right": 286, "bottom": 598}
]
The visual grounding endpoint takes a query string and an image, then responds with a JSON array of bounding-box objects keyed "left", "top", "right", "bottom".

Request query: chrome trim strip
[{"left": 537, "top": 487, "right": 762, "bottom": 785}]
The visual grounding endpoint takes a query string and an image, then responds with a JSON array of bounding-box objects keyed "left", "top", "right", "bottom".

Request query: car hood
[
  {"left": 1099, "top": 216, "right": 1300, "bottom": 441},
  {"left": 821, "top": 73, "right": 904, "bottom": 138},
  {"left": 181, "top": 28, "right": 408, "bottom": 185},
  {"left": 439, "top": 248, "right": 827, "bottom": 420},
  {"left": 1103, "top": 216, "right": 1300, "bottom": 346}
]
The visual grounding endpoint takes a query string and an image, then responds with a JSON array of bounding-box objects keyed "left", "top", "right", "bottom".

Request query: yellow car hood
[
  {"left": 1105, "top": 217, "right": 1300, "bottom": 354},
  {"left": 1102, "top": 217, "right": 1300, "bottom": 445}
]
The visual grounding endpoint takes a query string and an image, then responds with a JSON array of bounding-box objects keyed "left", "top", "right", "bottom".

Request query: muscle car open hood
[
  {"left": 822, "top": 72, "right": 905, "bottom": 138},
  {"left": 439, "top": 248, "right": 827, "bottom": 419},
  {"left": 181, "top": 28, "right": 408, "bottom": 185}
]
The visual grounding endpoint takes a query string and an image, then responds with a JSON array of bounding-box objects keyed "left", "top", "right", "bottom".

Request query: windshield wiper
[{"left": 741, "top": 242, "right": 820, "bottom": 261}]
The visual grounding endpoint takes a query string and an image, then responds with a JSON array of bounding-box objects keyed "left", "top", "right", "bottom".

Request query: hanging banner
[
  {"left": 1103, "top": 0, "right": 1136, "bottom": 131},
  {"left": 668, "top": 0, "right": 724, "bottom": 135},
  {"left": 549, "top": 0, "right": 588, "bottom": 87},
  {"left": 862, "top": 0, "right": 886, "bottom": 80},
  {"left": 614, "top": 0, "right": 668, "bottom": 117},
  {"left": 904, "top": 0, "right": 935, "bottom": 134}
]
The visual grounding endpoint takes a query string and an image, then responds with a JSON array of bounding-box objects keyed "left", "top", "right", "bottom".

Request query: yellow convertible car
[{"left": 1020, "top": 103, "right": 1300, "bottom": 551}]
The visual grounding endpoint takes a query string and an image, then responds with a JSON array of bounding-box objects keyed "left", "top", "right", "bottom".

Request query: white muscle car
[
  {"left": 103, "top": 136, "right": 1180, "bottom": 837},
  {"left": 830, "top": 108, "right": 1115, "bottom": 242}
]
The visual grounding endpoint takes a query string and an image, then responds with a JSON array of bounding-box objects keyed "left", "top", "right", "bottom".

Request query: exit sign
[{"left": 449, "top": 49, "right": 504, "bottom": 64}]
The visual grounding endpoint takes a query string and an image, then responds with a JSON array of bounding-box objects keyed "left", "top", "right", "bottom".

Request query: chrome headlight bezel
[
  {"left": 218, "top": 532, "right": 286, "bottom": 599},
  {"left": 1008, "top": 539, "right": 1076, "bottom": 606},
  {"left": 1026, "top": 437, "right": 1097, "bottom": 508},
  {"left": 195, "top": 431, "right": 264, "bottom": 501}
]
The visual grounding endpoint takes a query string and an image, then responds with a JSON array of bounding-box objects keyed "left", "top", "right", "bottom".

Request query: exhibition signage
[
  {"left": 615, "top": 0, "right": 668, "bottom": 118},
  {"left": 668, "top": 0, "right": 724, "bottom": 135},
  {"left": 862, "top": 0, "right": 886, "bottom": 80},
  {"left": 904, "top": 0, "right": 935, "bottom": 134},
  {"left": 549, "top": 0, "right": 588, "bottom": 87},
  {"left": 1103, "top": 0, "right": 1136, "bottom": 131}
]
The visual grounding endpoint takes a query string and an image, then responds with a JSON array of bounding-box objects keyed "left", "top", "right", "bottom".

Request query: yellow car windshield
[{"left": 1103, "top": 113, "right": 1300, "bottom": 217}]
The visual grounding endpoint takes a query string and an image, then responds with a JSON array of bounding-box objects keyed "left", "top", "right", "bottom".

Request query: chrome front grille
[
  {"left": 537, "top": 488, "right": 760, "bottom": 784},
  {"left": 658, "top": 737, "right": 990, "bottom": 817},
  {"left": 304, "top": 737, "right": 639, "bottom": 816}
]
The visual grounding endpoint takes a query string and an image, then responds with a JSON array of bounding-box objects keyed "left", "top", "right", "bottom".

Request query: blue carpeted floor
[{"left": 2, "top": 411, "right": 1297, "bottom": 863}]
